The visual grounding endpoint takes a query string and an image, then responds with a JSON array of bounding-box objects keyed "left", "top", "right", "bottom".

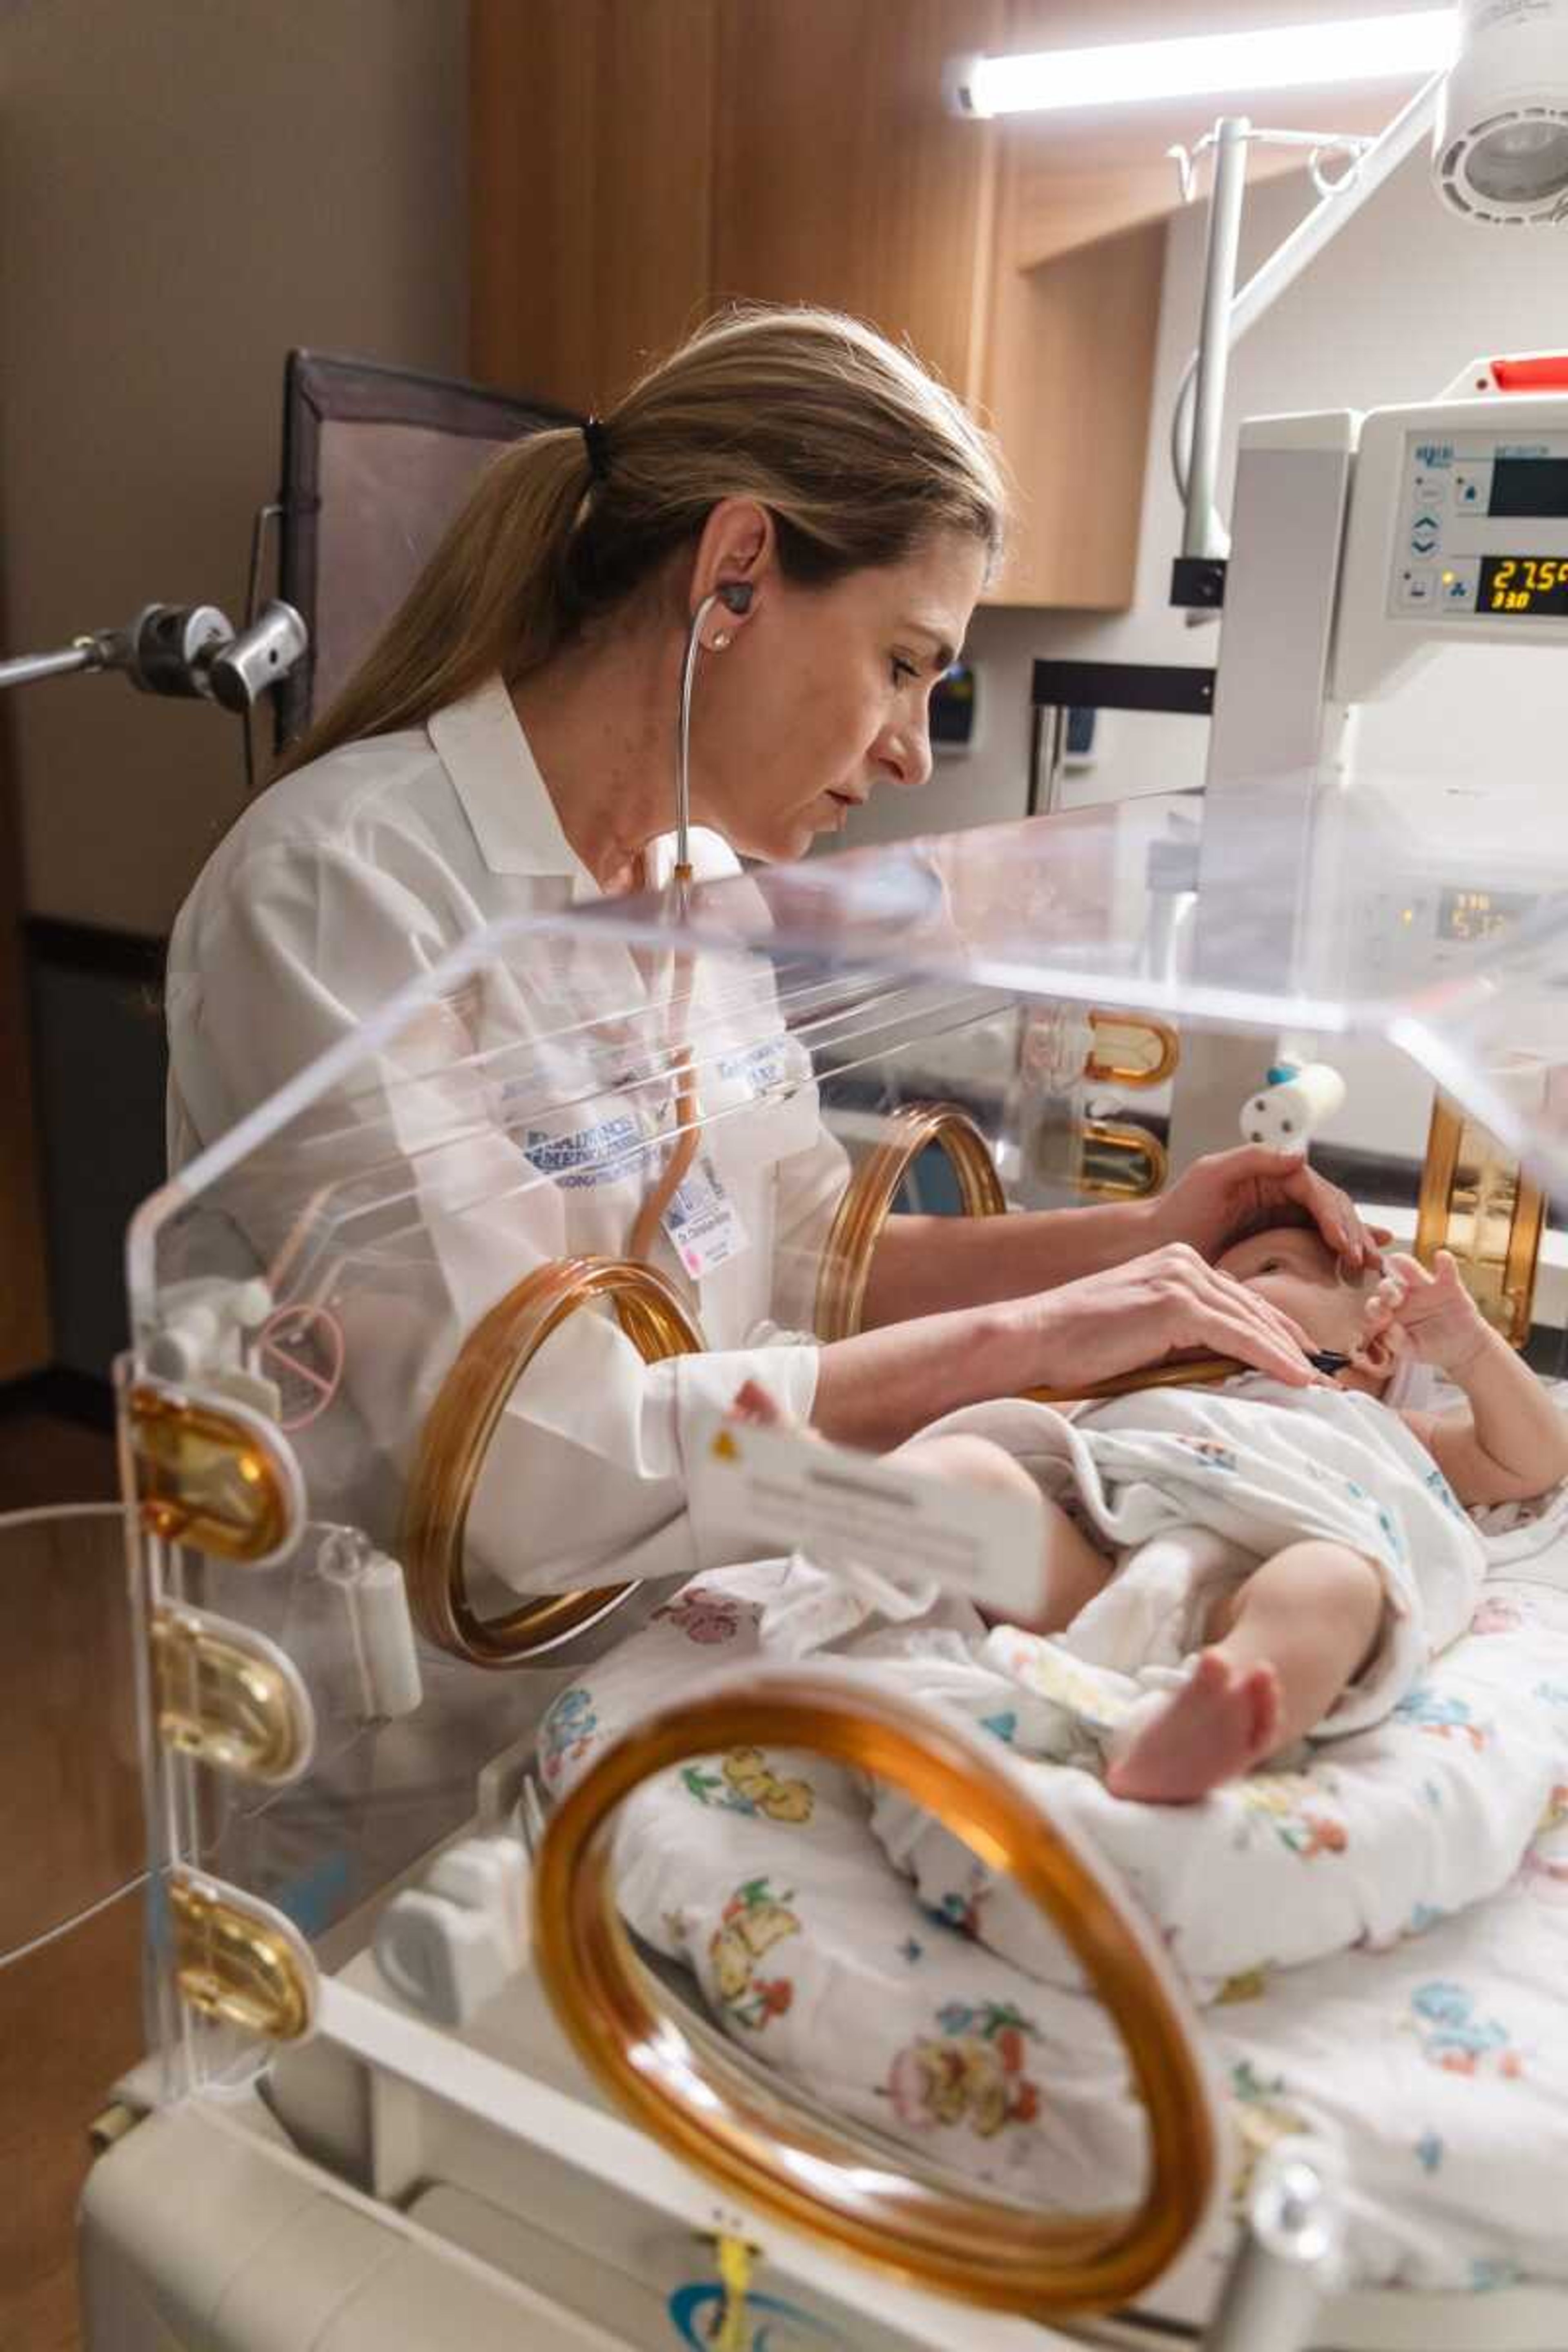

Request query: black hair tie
[{"left": 581, "top": 415, "right": 611, "bottom": 483}]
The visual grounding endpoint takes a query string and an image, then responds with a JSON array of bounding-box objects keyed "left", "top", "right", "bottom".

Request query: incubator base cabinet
[
  {"left": 78, "top": 1968, "right": 1568, "bottom": 2352},
  {"left": 78, "top": 379, "right": 1568, "bottom": 2352}
]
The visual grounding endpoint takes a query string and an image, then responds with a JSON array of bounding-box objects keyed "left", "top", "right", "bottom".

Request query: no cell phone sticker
[{"left": 258, "top": 1303, "right": 346, "bottom": 1431}]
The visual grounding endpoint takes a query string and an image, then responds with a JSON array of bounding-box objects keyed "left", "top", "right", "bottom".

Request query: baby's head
[{"left": 1216, "top": 1224, "right": 1396, "bottom": 1388}]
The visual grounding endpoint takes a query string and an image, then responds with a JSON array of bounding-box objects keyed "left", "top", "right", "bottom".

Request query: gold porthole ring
[
  {"left": 402, "top": 1256, "right": 706, "bottom": 1667},
  {"left": 814, "top": 1103, "right": 1007, "bottom": 1343},
  {"left": 534, "top": 1660, "right": 1219, "bottom": 2314}
]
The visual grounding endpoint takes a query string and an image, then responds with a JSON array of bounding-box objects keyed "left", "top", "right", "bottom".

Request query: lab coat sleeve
[
  {"left": 768, "top": 1123, "right": 852, "bottom": 1336},
  {"left": 175, "top": 840, "right": 822, "bottom": 1597}
]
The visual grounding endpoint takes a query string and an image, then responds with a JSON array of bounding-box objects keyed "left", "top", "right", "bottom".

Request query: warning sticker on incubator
[
  {"left": 690, "top": 1419, "right": 1045, "bottom": 1622},
  {"left": 663, "top": 1154, "right": 748, "bottom": 1278}
]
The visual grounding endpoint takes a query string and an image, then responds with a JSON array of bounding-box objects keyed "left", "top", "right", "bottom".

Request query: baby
[{"left": 736, "top": 1233, "right": 1568, "bottom": 1806}]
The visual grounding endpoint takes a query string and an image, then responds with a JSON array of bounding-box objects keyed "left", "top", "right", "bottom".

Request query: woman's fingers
[
  {"left": 1187, "top": 1303, "right": 1321, "bottom": 1385},
  {"left": 1151, "top": 1251, "right": 1321, "bottom": 1381},
  {"left": 1194, "top": 1258, "right": 1319, "bottom": 1358},
  {"left": 1273, "top": 1156, "right": 1381, "bottom": 1269}
]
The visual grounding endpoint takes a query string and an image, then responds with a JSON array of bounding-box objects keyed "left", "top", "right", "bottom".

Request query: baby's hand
[{"left": 1364, "top": 1251, "right": 1489, "bottom": 1376}]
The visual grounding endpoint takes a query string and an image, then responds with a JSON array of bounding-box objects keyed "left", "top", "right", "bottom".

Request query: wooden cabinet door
[
  {"left": 468, "top": 0, "right": 1165, "bottom": 613},
  {"left": 712, "top": 0, "right": 1007, "bottom": 403},
  {"left": 471, "top": 0, "right": 720, "bottom": 414}
]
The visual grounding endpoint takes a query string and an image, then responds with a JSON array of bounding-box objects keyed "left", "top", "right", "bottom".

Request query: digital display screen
[
  {"left": 1478, "top": 554, "right": 1568, "bottom": 614},
  {"left": 1488, "top": 457, "right": 1568, "bottom": 519},
  {"left": 1437, "top": 885, "right": 1535, "bottom": 943}
]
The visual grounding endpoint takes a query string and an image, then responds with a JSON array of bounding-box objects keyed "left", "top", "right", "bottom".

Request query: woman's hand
[
  {"left": 1143, "top": 1145, "right": 1383, "bottom": 1272},
  {"left": 1018, "top": 1242, "right": 1327, "bottom": 1392}
]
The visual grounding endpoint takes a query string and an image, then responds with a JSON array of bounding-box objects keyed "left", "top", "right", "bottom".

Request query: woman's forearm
[
  {"left": 860, "top": 1201, "right": 1156, "bottom": 1330},
  {"left": 810, "top": 1297, "right": 1042, "bottom": 1450},
  {"left": 811, "top": 1231, "right": 1330, "bottom": 1451}
]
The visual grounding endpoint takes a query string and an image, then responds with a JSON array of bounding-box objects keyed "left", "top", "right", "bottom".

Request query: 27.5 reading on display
[{"left": 1479, "top": 555, "right": 1568, "bottom": 615}]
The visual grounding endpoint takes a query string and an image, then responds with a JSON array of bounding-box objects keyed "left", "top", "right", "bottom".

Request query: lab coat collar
[{"left": 428, "top": 675, "right": 600, "bottom": 896}]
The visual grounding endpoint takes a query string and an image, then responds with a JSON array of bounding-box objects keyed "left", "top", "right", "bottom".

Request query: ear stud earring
[{"left": 713, "top": 630, "right": 732, "bottom": 650}]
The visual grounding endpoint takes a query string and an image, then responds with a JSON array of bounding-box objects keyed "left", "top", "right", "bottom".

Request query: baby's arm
[{"left": 1378, "top": 1253, "right": 1568, "bottom": 1506}]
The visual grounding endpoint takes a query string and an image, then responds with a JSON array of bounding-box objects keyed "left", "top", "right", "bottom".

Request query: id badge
[{"left": 662, "top": 1152, "right": 748, "bottom": 1278}]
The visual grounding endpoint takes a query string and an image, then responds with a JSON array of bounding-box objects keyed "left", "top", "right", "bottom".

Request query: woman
[{"left": 166, "top": 306, "right": 1375, "bottom": 1598}]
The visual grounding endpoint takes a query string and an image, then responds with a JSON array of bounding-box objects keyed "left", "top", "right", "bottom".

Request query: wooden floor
[{"left": 0, "top": 1412, "right": 142, "bottom": 2352}]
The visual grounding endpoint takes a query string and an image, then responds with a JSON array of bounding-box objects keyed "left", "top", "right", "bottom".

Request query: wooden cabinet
[
  {"left": 470, "top": 0, "right": 720, "bottom": 417},
  {"left": 470, "top": 0, "right": 1167, "bottom": 608},
  {"left": 708, "top": 0, "right": 1008, "bottom": 408}
]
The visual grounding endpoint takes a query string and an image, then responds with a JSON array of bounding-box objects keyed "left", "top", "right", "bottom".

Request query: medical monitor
[{"left": 275, "top": 352, "right": 573, "bottom": 751}]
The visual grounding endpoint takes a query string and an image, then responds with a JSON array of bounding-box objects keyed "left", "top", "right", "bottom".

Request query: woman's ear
[{"left": 688, "top": 497, "right": 773, "bottom": 637}]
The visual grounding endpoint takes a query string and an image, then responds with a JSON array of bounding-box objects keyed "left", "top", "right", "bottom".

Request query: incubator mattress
[{"left": 541, "top": 1491, "right": 1568, "bottom": 2317}]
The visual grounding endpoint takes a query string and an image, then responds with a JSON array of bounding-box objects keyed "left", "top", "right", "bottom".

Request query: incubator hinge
[
  {"left": 1202, "top": 2142, "right": 1344, "bottom": 2352},
  {"left": 141, "top": 1274, "right": 281, "bottom": 1419}
]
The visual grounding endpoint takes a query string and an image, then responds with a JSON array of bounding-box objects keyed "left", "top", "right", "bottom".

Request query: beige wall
[{"left": 1, "top": 0, "right": 468, "bottom": 935}]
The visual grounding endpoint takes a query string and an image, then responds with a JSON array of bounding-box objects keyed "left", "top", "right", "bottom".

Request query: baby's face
[{"left": 1216, "top": 1225, "right": 1381, "bottom": 1358}]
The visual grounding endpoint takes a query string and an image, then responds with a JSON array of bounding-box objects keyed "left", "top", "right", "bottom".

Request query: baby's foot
[{"left": 1106, "top": 1650, "right": 1281, "bottom": 1804}]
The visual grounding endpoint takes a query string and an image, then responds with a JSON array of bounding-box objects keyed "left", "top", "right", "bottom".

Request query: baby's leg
[
  {"left": 730, "top": 1383, "right": 1111, "bottom": 1633},
  {"left": 894, "top": 1430, "right": 1112, "bottom": 1633},
  {"left": 1108, "top": 1541, "right": 1384, "bottom": 1804}
]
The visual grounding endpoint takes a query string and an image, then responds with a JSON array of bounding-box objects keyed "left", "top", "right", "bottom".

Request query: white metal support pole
[{"left": 1183, "top": 116, "right": 1252, "bottom": 569}]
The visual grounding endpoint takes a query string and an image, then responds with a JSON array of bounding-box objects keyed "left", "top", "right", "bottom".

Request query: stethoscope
[
  {"left": 672, "top": 581, "right": 754, "bottom": 885},
  {"left": 626, "top": 581, "right": 755, "bottom": 1263}
]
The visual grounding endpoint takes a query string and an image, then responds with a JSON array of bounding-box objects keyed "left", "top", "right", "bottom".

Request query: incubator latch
[
  {"left": 167, "top": 1872, "right": 317, "bottom": 2043},
  {"left": 150, "top": 1602, "right": 316, "bottom": 1784},
  {"left": 1079, "top": 1117, "right": 1170, "bottom": 1199},
  {"left": 126, "top": 1377, "right": 305, "bottom": 1567}
]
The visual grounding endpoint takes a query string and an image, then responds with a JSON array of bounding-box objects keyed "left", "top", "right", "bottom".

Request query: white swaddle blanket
[
  {"left": 541, "top": 1383, "right": 1568, "bottom": 2000},
  {"left": 922, "top": 1376, "right": 1488, "bottom": 1737}
]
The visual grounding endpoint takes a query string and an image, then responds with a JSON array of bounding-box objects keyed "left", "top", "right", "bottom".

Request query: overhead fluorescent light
[{"left": 947, "top": 10, "right": 1458, "bottom": 119}]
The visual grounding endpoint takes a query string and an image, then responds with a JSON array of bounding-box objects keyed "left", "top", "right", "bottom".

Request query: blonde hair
[{"left": 280, "top": 305, "right": 1007, "bottom": 775}]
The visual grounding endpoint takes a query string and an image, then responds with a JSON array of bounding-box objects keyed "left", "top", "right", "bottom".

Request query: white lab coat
[{"left": 165, "top": 676, "right": 846, "bottom": 1594}]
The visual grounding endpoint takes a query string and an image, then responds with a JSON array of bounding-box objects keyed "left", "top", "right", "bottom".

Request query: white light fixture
[
  {"left": 1437, "top": 0, "right": 1568, "bottom": 221},
  {"left": 946, "top": 10, "right": 1457, "bottom": 120}
]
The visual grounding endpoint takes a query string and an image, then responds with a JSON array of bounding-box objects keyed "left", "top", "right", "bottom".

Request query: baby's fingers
[
  {"left": 1430, "top": 1248, "right": 1469, "bottom": 1294},
  {"left": 1366, "top": 1272, "right": 1408, "bottom": 1320}
]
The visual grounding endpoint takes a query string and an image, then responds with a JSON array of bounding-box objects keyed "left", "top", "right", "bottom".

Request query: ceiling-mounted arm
[{"left": 1170, "top": 75, "right": 1446, "bottom": 609}]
